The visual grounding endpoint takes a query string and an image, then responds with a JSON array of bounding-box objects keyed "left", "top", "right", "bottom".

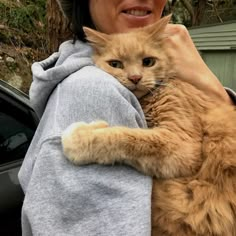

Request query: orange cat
[{"left": 62, "top": 16, "right": 236, "bottom": 235}]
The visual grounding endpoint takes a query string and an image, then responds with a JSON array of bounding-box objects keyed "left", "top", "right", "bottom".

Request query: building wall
[{"left": 202, "top": 50, "right": 236, "bottom": 90}]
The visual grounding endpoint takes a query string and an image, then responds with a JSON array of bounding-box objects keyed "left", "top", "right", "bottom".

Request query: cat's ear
[
  {"left": 83, "top": 27, "right": 110, "bottom": 53},
  {"left": 144, "top": 14, "right": 171, "bottom": 39}
]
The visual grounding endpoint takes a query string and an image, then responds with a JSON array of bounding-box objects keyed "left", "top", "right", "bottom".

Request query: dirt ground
[
  {"left": 0, "top": 0, "right": 47, "bottom": 94},
  {"left": 0, "top": 42, "right": 47, "bottom": 94}
]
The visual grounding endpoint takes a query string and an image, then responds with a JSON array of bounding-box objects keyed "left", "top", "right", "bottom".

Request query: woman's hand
[{"left": 163, "top": 24, "right": 233, "bottom": 105}]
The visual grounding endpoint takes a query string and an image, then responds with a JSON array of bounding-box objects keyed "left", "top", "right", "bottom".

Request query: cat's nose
[{"left": 128, "top": 75, "right": 142, "bottom": 84}]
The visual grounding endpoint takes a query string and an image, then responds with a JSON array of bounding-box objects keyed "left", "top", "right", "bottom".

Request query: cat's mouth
[
  {"left": 129, "top": 81, "right": 166, "bottom": 98},
  {"left": 128, "top": 84, "right": 151, "bottom": 98}
]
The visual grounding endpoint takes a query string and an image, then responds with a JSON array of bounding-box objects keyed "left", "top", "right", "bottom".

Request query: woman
[{"left": 18, "top": 0, "right": 236, "bottom": 235}]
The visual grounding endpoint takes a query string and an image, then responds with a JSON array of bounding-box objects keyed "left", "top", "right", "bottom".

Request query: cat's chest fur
[{"left": 139, "top": 80, "right": 213, "bottom": 137}]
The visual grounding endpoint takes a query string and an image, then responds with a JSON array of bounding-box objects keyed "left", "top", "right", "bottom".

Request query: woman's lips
[
  {"left": 123, "top": 9, "right": 151, "bottom": 17},
  {"left": 119, "top": 6, "right": 153, "bottom": 28},
  {"left": 120, "top": 9, "right": 152, "bottom": 27}
]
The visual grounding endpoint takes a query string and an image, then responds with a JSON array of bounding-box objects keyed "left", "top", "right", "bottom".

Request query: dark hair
[{"left": 71, "top": 0, "right": 95, "bottom": 42}]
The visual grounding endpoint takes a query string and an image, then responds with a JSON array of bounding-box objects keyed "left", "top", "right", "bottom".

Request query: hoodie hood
[{"left": 30, "top": 40, "right": 93, "bottom": 118}]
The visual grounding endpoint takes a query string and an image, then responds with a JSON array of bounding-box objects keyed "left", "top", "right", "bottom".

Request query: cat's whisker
[
  {"left": 147, "top": 88, "right": 155, "bottom": 96},
  {"left": 139, "top": 81, "right": 176, "bottom": 97},
  {"left": 155, "top": 80, "right": 175, "bottom": 89},
  {"left": 138, "top": 84, "right": 158, "bottom": 96}
]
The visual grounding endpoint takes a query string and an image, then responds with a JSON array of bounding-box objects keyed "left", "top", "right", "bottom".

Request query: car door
[{"left": 0, "top": 80, "right": 38, "bottom": 235}]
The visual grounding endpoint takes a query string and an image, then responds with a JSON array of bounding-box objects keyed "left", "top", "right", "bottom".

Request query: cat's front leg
[
  {"left": 62, "top": 121, "right": 202, "bottom": 178},
  {"left": 62, "top": 121, "right": 115, "bottom": 165}
]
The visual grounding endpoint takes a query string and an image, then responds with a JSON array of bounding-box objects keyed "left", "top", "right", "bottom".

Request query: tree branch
[
  {"left": 179, "top": 0, "right": 194, "bottom": 18},
  {"left": 212, "top": 1, "right": 223, "bottom": 23}
]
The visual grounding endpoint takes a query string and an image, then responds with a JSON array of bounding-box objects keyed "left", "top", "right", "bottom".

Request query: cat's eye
[
  {"left": 108, "top": 60, "right": 124, "bottom": 69},
  {"left": 142, "top": 57, "right": 156, "bottom": 67}
]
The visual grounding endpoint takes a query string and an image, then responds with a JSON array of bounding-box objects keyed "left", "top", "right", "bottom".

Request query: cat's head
[{"left": 84, "top": 15, "right": 171, "bottom": 98}]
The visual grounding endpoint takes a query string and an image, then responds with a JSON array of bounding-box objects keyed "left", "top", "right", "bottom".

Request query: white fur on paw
[
  {"left": 61, "top": 121, "right": 110, "bottom": 166},
  {"left": 61, "top": 122, "right": 88, "bottom": 164},
  {"left": 89, "top": 120, "right": 109, "bottom": 129},
  {"left": 62, "top": 122, "right": 87, "bottom": 139}
]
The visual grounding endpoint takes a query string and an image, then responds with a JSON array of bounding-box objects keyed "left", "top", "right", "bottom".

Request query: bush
[
  {"left": 0, "top": 0, "right": 46, "bottom": 33},
  {"left": 0, "top": 0, "right": 47, "bottom": 49}
]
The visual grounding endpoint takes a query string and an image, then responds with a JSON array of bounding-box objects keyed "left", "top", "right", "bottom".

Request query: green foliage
[
  {"left": 0, "top": 0, "right": 47, "bottom": 49},
  {"left": 0, "top": 0, "right": 46, "bottom": 33}
]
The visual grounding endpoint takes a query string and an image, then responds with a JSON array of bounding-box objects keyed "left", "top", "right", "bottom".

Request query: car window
[{"left": 0, "top": 97, "right": 35, "bottom": 165}]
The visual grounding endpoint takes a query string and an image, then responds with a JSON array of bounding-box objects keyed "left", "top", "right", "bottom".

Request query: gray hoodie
[{"left": 18, "top": 40, "right": 152, "bottom": 236}]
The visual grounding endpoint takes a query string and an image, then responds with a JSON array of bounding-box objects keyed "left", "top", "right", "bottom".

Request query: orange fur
[
  {"left": 62, "top": 16, "right": 236, "bottom": 235},
  {"left": 144, "top": 84, "right": 236, "bottom": 236}
]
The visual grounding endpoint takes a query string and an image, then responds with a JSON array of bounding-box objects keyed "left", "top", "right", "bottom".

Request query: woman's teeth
[{"left": 125, "top": 10, "right": 150, "bottom": 16}]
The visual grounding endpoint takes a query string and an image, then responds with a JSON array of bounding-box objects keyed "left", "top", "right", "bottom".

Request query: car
[{"left": 0, "top": 79, "right": 39, "bottom": 235}]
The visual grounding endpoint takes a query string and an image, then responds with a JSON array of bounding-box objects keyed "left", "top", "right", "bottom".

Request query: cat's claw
[{"left": 61, "top": 121, "right": 109, "bottom": 165}]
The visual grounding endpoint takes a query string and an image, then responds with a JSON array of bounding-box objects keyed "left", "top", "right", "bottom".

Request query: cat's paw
[{"left": 61, "top": 121, "right": 109, "bottom": 165}]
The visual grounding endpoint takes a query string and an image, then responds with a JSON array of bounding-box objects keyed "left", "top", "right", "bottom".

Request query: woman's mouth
[
  {"left": 123, "top": 9, "right": 151, "bottom": 17},
  {"left": 120, "top": 7, "right": 153, "bottom": 28}
]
